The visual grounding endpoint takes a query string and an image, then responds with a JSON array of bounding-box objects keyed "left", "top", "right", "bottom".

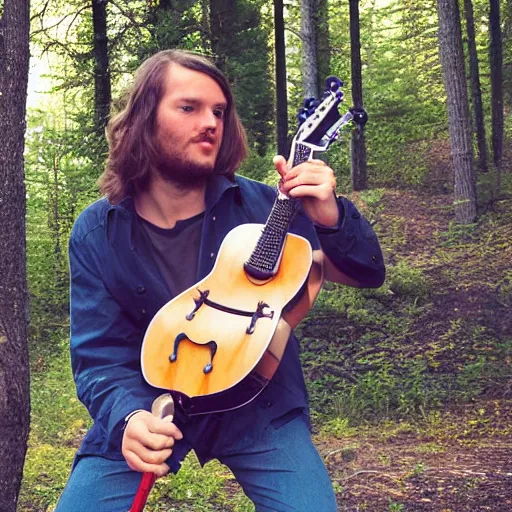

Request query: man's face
[{"left": 154, "top": 63, "right": 227, "bottom": 187}]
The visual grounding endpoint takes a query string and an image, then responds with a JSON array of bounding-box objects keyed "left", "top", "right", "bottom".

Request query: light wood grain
[{"left": 141, "top": 223, "right": 312, "bottom": 397}]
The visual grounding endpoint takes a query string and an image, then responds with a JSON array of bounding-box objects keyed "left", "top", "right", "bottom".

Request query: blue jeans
[{"left": 55, "top": 412, "right": 337, "bottom": 512}]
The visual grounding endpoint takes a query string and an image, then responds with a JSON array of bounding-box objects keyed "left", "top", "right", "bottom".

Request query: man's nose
[{"left": 201, "top": 110, "right": 218, "bottom": 131}]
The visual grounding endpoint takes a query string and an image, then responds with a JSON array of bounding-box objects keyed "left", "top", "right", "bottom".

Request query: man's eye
[
  {"left": 213, "top": 109, "right": 225, "bottom": 119},
  {"left": 181, "top": 105, "right": 193, "bottom": 113}
]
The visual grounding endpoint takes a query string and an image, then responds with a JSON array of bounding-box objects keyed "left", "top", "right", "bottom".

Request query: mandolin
[{"left": 140, "top": 77, "right": 356, "bottom": 416}]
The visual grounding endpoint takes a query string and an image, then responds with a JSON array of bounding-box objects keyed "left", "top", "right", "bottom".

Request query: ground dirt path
[
  {"left": 319, "top": 428, "right": 512, "bottom": 511},
  {"left": 316, "top": 189, "right": 512, "bottom": 511}
]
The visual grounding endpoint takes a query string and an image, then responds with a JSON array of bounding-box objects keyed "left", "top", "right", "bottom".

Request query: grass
[{"left": 19, "top": 333, "right": 87, "bottom": 511}]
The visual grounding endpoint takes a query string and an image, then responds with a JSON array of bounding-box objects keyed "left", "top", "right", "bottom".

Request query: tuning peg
[
  {"left": 297, "top": 107, "right": 309, "bottom": 125},
  {"left": 325, "top": 76, "right": 343, "bottom": 92},
  {"left": 303, "top": 97, "right": 316, "bottom": 109},
  {"left": 350, "top": 107, "right": 368, "bottom": 126},
  {"left": 306, "top": 99, "right": 320, "bottom": 116}
]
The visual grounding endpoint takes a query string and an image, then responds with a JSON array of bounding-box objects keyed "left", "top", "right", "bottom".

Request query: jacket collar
[
  {"left": 106, "top": 174, "right": 239, "bottom": 248},
  {"left": 204, "top": 174, "right": 238, "bottom": 211}
]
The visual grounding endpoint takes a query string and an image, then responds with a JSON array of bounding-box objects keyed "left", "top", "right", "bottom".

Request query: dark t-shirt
[{"left": 138, "top": 212, "right": 205, "bottom": 297}]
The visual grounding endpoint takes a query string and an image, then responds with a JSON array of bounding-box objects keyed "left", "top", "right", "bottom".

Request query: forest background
[{"left": 1, "top": 0, "right": 511, "bottom": 510}]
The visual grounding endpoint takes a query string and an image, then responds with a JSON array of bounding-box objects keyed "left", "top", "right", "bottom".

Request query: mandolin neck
[{"left": 243, "top": 142, "right": 313, "bottom": 281}]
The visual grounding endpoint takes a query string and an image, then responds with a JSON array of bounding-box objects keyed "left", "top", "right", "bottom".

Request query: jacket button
[
  {"left": 372, "top": 255, "right": 379, "bottom": 263},
  {"left": 136, "top": 286, "right": 146, "bottom": 294},
  {"left": 212, "top": 216, "right": 216, "bottom": 221},
  {"left": 210, "top": 252, "right": 215, "bottom": 258}
]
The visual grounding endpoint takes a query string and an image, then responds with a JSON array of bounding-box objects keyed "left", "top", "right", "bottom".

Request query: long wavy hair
[{"left": 99, "top": 50, "right": 248, "bottom": 204}]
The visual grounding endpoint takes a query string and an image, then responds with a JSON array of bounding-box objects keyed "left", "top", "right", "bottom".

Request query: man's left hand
[{"left": 274, "top": 155, "right": 339, "bottom": 228}]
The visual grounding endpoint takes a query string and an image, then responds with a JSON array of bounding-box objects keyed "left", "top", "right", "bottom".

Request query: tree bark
[
  {"left": 504, "top": 0, "right": 512, "bottom": 108},
  {"left": 489, "top": 0, "right": 503, "bottom": 179},
  {"left": 349, "top": 0, "right": 367, "bottom": 191},
  {"left": 436, "top": 0, "right": 477, "bottom": 223},
  {"left": 316, "top": 0, "right": 330, "bottom": 95},
  {"left": 92, "top": 0, "right": 112, "bottom": 133},
  {"left": 463, "top": 0, "right": 488, "bottom": 172},
  {"left": 274, "top": 0, "right": 288, "bottom": 156},
  {"left": 301, "top": 0, "right": 319, "bottom": 99},
  {"left": 0, "top": 0, "right": 31, "bottom": 510}
]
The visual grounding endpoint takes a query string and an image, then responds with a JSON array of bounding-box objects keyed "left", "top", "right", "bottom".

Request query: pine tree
[
  {"left": 349, "top": 0, "right": 367, "bottom": 191},
  {"left": 274, "top": 0, "right": 289, "bottom": 156},
  {"left": 92, "top": 0, "right": 112, "bottom": 133},
  {"left": 489, "top": 0, "right": 503, "bottom": 184},
  {"left": 464, "top": 0, "right": 488, "bottom": 172}
]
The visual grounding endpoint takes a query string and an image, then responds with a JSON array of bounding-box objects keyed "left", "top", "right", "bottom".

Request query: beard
[{"left": 155, "top": 141, "right": 217, "bottom": 190}]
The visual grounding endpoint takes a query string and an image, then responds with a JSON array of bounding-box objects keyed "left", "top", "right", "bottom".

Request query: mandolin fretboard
[{"left": 243, "top": 196, "right": 301, "bottom": 280}]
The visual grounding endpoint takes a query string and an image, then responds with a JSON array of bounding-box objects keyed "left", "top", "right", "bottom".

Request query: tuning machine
[
  {"left": 349, "top": 107, "right": 368, "bottom": 127},
  {"left": 298, "top": 97, "right": 321, "bottom": 125}
]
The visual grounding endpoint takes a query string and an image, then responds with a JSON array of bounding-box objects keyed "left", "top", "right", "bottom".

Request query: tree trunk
[
  {"left": 200, "top": 0, "right": 211, "bottom": 51},
  {"left": 316, "top": 0, "right": 330, "bottom": 95},
  {"left": 436, "top": 0, "right": 477, "bottom": 224},
  {"left": 209, "top": 0, "right": 231, "bottom": 71},
  {"left": 0, "top": 0, "right": 31, "bottom": 510},
  {"left": 503, "top": 0, "right": 512, "bottom": 108},
  {"left": 349, "top": 0, "right": 367, "bottom": 191},
  {"left": 463, "top": 0, "right": 488, "bottom": 172},
  {"left": 274, "top": 0, "right": 288, "bottom": 156},
  {"left": 489, "top": 0, "right": 503, "bottom": 183},
  {"left": 92, "top": 0, "right": 112, "bottom": 133},
  {"left": 301, "top": 0, "right": 319, "bottom": 99}
]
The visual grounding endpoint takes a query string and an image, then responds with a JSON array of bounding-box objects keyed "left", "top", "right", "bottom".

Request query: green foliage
[
  {"left": 320, "top": 416, "right": 356, "bottom": 438},
  {"left": 388, "top": 499, "right": 405, "bottom": 511},
  {"left": 19, "top": 445, "right": 76, "bottom": 511},
  {"left": 497, "top": 270, "right": 512, "bottom": 308},
  {"left": 237, "top": 149, "right": 277, "bottom": 184},
  {"left": 301, "top": 195, "right": 512, "bottom": 428},
  {"left": 414, "top": 442, "right": 445, "bottom": 455},
  {"left": 210, "top": 0, "right": 274, "bottom": 156},
  {"left": 330, "top": 359, "right": 442, "bottom": 423},
  {"left": 29, "top": 333, "right": 91, "bottom": 445},
  {"left": 439, "top": 220, "right": 479, "bottom": 246},
  {"left": 19, "top": 329, "right": 89, "bottom": 512},
  {"left": 347, "top": 0, "right": 447, "bottom": 187},
  {"left": 135, "top": 1, "right": 205, "bottom": 62},
  {"left": 386, "top": 260, "right": 431, "bottom": 301},
  {"left": 25, "top": 111, "right": 101, "bottom": 333}
]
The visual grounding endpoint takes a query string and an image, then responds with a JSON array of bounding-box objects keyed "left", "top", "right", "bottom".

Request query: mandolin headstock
[{"left": 291, "top": 76, "right": 354, "bottom": 164}]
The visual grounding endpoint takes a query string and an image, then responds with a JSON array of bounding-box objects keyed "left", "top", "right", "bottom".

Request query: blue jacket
[{"left": 69, "top": 174, "right": 385, "bottom": 469}]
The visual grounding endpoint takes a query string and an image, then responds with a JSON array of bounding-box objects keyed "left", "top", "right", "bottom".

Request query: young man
[{"left": 56, "top": 50, "right": 385, "bottom": 511}]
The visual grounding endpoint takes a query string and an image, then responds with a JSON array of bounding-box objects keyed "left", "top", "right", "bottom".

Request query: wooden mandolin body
[{"left": 140, "top": 223, "right": 320, "bottom": 415}]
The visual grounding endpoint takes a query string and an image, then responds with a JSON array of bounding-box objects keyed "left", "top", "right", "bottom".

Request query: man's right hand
[{"left": 122, "top": 410, "right": 183, "bottom": 477}]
